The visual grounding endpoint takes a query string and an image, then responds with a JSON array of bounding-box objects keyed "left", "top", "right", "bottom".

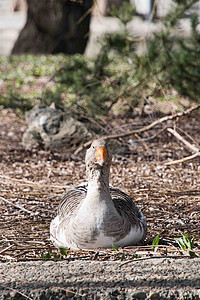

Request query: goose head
[{"left": 85, "top": 139, "right": 112, "bottom": 176}]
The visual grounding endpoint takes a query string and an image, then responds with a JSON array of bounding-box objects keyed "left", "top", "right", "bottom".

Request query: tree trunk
[{"left": 12, "top": 0, "right": 93, "bottom": 55}]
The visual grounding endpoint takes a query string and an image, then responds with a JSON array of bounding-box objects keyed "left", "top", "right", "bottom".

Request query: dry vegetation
[{"left": 0, "top": 108, "right": 200, "bottom": 263}]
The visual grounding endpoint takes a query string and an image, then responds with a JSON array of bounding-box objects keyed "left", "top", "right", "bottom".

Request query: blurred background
[{"left": 0, "top": 0, "right": 177, "bottom": 56}]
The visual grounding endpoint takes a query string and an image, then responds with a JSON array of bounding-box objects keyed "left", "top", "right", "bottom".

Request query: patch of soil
[{"left": 0, "top": 108, "right": 200, "bottom": 262}]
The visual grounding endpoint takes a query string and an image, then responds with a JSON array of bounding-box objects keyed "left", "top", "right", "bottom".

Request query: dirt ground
[{"left": 0, "top": 108, "right": 200, "bottom": 263}]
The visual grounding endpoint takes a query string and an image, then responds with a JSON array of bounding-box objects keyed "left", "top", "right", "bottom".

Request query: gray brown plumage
[{"left": 50, "top": 139, "right": 147, "bottom": 249}]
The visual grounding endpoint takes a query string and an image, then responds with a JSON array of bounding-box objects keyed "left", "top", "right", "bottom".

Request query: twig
[
  {"left": 165, "top": 127, "right": 200, "bottom": 165},
  {"left": 165, "top": 151, "right": 200, "bottom": 166},
  {"left": 0, "top": 175, "right": 46, "bottom": 186},
  {"left": 122, "top": 126, "right": 167, "bottom": 144},
  {"left": 0, "top": 254, "right": 15, "bottom": 260},
  {"left": 134, "top": 133, "right": 150, "bottom": 153},
  {"left": 74, "top": 104, "right": 200, "bottom": 154},
  {"left": 105, "top": 104, "right": 200, "bottom": 139},
  {"left": 25, "top": 241, "right": 46, "bottom": 245},
  {"left": 0, "top": 245, "right": 14, "bottom": 254},
  {"left": 167, "top": 128, "right": 199, "bottom": 153},
  {"left": 0, "top": 196, "right": 38, "bottom": 216},
  {"left": 47, "top": 67, "right": 65, "bottom": 82},
  {"left": 51, "top": 287, "right": 83, "bottom": 297},
  {"left": 178, "top": 127, "right": 200, "bottom": 150},
  {"left": 0, "top": 285, "right": 32, "bottom": 300},
  {"left": 71, "top": 108, "right": 110, "bottom": 134},
  {"left": 1, "top": 235, "right": 21, "bottom": 246},
  {"left": 165, "top": 189, "right": 200, "bottom": 196},
  {"left": 0, "top": 175, "right": 69, "bottom": 189},
  {"left": 74, "top": 140, "right": 96, "bottom": 155}
]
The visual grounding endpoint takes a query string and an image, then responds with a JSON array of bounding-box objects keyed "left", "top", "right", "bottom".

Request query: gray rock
[
  {"left": 22, "top": 104, "right": 93, "bottom": 149},
  {"left": 22, "top": 104, "right": 129, "bottom": 155}
]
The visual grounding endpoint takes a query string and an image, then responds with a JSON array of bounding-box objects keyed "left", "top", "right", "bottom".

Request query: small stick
[
  {"left": 165, "top": 152, "right": 200, "bottom": 166},
  {"left": 1, "top": 235, "right": 21, "bottom": 246},
  {"left": 0, "top": 285, "right": 32, "bottom": 300},
  {"left": 71, "top": 107, "right": 110, "bottom": 134},
  {"left": 166, "top": 127, "right": 200, "bottom": 165},
  {"left": 74, "top": 139, "right": 96, "bottom": 155},
  {"left": 0, "top": 196, "right": 38, "bottom": 216},
  {"left": 167, "top": 128, "right": 199, "bottom": 153},
  {"left": 134, "top": 133, "right": 150, "bottom": 153},
  {"left": 74, "top": 104, "right": 200, "bottom": 154},
  {"left": 25, "top": 241, "right": 46, "bottom": 245},
  {"left": 0, "top": 175, "right": 68, "bottom": 189},
  {"left": 0, "top": 254, "right": 15, "bottom": 260},
  {"left": 51, "top": 287, "right": 83, "bottom": 297},
  {"left": 178, "top": 127, "right": 200, "bottom": 150},
  {"left": 0, "top": 245, "right": 14, "bottom": 255}
]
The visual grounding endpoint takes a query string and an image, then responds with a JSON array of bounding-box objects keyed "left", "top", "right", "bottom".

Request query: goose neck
[{"left": 87, "top": 168, "right": 110, "bottom": 196}]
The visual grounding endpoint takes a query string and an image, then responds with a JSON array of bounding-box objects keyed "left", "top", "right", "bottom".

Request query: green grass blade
[
  {"left": 181, "top": 233, "right": 191, "bottom": 249},
  {"left": 59, "top": 248, "right": 68, "bottom": 256},
  {"left": 112, "top": 244, "right": 119, "bottom": 251},
  {"left": 121, "top": 252, "right": 125, "bottom": 261},
  {"left": 175, "top": 238, "right": 187, "bottom": 250},
  {"left": 152, "top": 234, "right": 160, "bottom": 251}
]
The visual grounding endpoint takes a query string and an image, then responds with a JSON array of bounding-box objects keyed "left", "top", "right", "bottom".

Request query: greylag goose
[{"left": 50, "top": 139, "right": 147, "bottom": 249}]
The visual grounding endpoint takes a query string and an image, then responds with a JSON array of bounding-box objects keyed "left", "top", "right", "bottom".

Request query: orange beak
[{"left": 95, "top": 147, "right": 107, "bottom": 166}]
